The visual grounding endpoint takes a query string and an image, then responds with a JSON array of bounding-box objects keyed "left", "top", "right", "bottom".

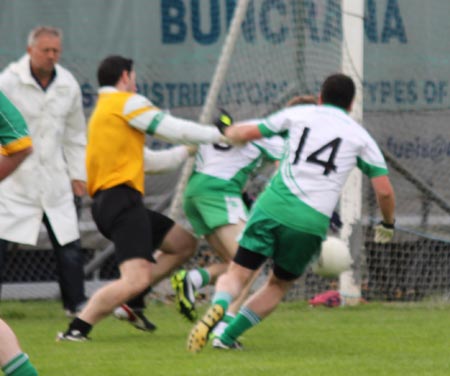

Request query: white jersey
[
  {"left": 256, "top": 104, "right": 388, "bottom": 238},
  {"left": 184, "top": 120, "right": 285, "bottom": 197}
]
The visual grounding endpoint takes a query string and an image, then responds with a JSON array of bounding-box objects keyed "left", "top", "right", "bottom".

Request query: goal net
[{"left": 169, "top": 0, "right": 450, "bottom": 304}]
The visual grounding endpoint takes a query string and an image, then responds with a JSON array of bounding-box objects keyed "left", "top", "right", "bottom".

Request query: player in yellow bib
[{"left": 57, "top": 55, "right": 229, "bottom": 341}]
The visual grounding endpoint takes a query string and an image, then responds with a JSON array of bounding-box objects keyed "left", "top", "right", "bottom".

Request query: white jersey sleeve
[
  {"left": 143, "top": 145, "right": 188, "bottom": 174},
  {"left": 125, "top": 93, "right": 224, "bottom": 144},
  {"left": 357, "top": 131, "right": 388, "bottom": 177}
]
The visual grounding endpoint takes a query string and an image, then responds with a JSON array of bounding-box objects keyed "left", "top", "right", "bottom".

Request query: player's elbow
[
  {"left": 372, "top": 176, "right": 395, "bottom": 212},
  {"left": 376, "top": 186, "right": 394, "bottom": 201},
  {"left": 371, "top": 175, "right": 394, "bottom": 197}
]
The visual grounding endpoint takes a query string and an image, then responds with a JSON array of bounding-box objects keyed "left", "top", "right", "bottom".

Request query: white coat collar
[{"left": 9, "top": 54, "right": 69, "bottom": 88}]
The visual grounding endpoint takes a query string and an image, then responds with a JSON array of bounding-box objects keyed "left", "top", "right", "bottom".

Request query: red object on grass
[{"left": 309, "top": 290, "right": 341, "bottom": 307}]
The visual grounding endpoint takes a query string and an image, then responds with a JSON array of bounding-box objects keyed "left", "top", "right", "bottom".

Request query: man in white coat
[{"left": 0, "top": 26, "right": 87, "bottom": 315}]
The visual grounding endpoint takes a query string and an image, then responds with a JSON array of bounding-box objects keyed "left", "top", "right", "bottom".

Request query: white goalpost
[{"left": 338, "top": 0, "right": 365, "bottom": 306}]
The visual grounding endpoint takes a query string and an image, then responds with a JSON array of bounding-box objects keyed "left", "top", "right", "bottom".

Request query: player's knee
[
  {"left": 228, "top": 261, "right": 253, "bottom": 284},
  {"left": 122, "top": 266, "right": 152, "bottom": 293},
  {"left": 128, "top": 276, "right": 151, "bottom": 295},
  {"left": 269, "top": 270, "right": 296, "bottom": 294},
  {"left": 184, "top": 235, "right": 197, "bottom": 257},
  {"left": 165, "top": 225, "right": 197, "bottom": 258}
]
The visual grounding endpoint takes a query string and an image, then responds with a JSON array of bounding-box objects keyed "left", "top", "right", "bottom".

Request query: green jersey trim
[
  {"left": 251, "top": 142, "right": 280, "bottom": 162},
  {"left": 185, "top": 170, "right": 252, "bottom": 198},
  {"left": 146, "top": 112, "right": 165, "bottom": 134},
  {"left": 1, "top": 136, "right": 32, "bottom": 154},
  {"left": 256, "top": 173, "right": 329, "bottom": 238},
  {"left": 258, "top": 123, "right": 277, "bottom": 137},
  {"left": 357, "top": 157, "right": 388, "bottom": 178}
]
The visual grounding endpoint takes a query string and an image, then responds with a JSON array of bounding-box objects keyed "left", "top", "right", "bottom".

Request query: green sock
[
  {"left": 197, "top": 268, "right": 210, "bottom": 287},
  {"left": 212, "top": 312, "right": 236, "bottom": 337},
  {"left": 221, "top": 306, "right": 261, "bottom": 346},
  {"left": 223, "top": 312, "right": 236, "bottom": 324},
  {"left": 2, "top": 353, "right": 38, "bottom": 376}
]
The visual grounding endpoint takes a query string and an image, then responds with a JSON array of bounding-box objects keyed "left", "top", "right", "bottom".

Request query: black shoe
[
  {"left": 56, "top": 329, "right": 90, "bottom": 342},
  {"left": 113, "top": 304, "right": 157, "bottom": 332}
]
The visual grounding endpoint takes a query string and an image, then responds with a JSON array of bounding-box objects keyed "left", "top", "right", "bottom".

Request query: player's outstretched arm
[
  {"left": 155, "top": 114, "right": 228, "bottom": 145},
  {"left": 223, "top": 124, "right": 262, "bottom": 143},
  {"left": 125, "top": 95, "right": 228, "bottom": 145},
  {"left": 212, "top": 107, "right": 262, "bottom": 143},
  {"left": 371, "top": 175, "right": 396, "bottom": 243}
]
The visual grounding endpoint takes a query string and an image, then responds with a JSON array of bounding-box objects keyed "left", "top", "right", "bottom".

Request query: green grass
[{"left": 2, "top": 299, "right": 450, "bottom": 375}]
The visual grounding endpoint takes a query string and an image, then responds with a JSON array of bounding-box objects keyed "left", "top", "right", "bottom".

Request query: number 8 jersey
[{"left": 255, "top": 104, "right": 388, "bottom": 239}]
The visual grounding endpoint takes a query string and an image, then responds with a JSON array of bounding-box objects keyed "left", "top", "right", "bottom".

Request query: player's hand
[
  {"left": 213, "top": 108, "right": 233, "bottom": 135},
  {"left": 374, "top": 221, "right": 395, "bottom": 243},
  {"left": 72, "top": 179, "right": 86, "bottom": 196}
]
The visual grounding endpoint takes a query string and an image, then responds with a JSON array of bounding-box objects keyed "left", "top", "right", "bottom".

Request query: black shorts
[{"left": 91, "top": 184, "right": 174, "bottom": 265}]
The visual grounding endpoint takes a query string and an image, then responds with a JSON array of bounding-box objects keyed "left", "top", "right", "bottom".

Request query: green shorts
[
  {"left": 239, "top": 205, "right": 322, "bottom": 277},
  {"left": 183, "top": 194, "right": 248, "bottom": 237}
]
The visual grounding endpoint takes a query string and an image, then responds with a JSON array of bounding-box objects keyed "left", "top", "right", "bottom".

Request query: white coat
[{"left": 0, "top": 54, "right": 86, "bottom": 246}]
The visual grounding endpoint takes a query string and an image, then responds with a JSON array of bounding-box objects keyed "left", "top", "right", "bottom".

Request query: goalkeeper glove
[
  {"left": 214, "top": 108, "right": 233, "bottom": 134},
  {"left": 374, "top": 221, "right": 395, "bottom": 244}
]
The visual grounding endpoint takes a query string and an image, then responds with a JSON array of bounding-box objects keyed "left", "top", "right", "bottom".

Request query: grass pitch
[{"left": 2, "top": 299, "right": 450, "bottom": 375}]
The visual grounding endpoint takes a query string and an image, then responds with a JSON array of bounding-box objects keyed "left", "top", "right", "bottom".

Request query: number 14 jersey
[{"left": 255, "top": 104, "right": 388, "bottom": 238}]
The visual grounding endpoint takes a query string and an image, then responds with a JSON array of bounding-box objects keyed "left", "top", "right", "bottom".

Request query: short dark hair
[
  {"left": 320, "top": 73, "right": 355, "bottom": 110},
  {"left": 97, "top": 55, "right": 133, "bottom": 86}
]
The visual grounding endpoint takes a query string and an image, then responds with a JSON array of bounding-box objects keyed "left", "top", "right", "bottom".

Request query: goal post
[{"left": 338, "top": 0, "right": 365, "bottom": 306}]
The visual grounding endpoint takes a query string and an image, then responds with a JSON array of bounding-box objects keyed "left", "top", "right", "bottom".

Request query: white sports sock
[{"left": 187, "top": 269, "right": 203, "bottom": 290}]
